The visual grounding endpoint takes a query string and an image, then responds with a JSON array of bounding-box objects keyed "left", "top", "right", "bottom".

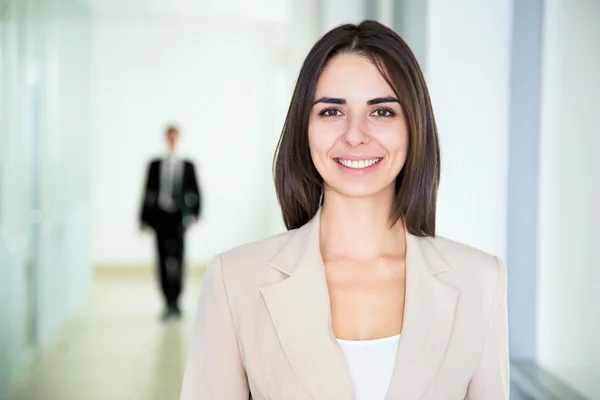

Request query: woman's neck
[{"left": 319, "top": 189, "right": 406, "bottom": 261}]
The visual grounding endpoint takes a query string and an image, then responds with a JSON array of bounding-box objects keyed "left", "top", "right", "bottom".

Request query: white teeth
[{"left": 337, "top": 158, "right": 381, "bottom": 169}]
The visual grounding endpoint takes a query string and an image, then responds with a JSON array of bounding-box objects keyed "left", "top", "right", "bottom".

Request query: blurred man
[{"left": 139, "top": 124, "right": 201, "bottom": 321}]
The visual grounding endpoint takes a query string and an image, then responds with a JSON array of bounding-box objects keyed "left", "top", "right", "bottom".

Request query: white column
[
  {"left": 319, "top": 0, "right": 366, "bottom": 34},
  {"left": 395, "top": 0, "right": 428, "bottom": 67},
  {"left": 376, "top": 0, "right": 394, "bottom": 27}
]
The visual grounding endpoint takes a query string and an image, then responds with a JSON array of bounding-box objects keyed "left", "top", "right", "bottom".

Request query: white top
[{"left": 337, "top": 334, "right": 400, "bottom": 400}]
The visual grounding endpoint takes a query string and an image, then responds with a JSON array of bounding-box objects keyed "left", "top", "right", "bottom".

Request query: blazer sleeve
[
  {"left": 466, "top": 257, "right": 510, "bottom": 399},
  {"left": 180, "top": 255, "right": 249, "bottom": 400},
  {"left": 139, "top": 162, "right": 153, "bottom": 226}
]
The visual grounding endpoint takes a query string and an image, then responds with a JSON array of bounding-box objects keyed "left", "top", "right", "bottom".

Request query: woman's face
[{"left": 308, "top": 53, "right": 409, "bottom": 199}]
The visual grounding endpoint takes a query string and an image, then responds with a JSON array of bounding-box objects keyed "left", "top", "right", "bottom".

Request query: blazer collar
[
  {"left": 268, "top": 208, "right": 452, "bottom": 277},
  {"left": 268, "top": 208, "right": 322, "bottom": 276},
  {"left": 260, "top": 209, "right": 458, "bottom": 400}
]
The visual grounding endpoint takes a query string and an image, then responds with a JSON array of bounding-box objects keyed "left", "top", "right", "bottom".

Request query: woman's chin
[{"left": 325, "top": 183, "right": 394, "bottom": 200}]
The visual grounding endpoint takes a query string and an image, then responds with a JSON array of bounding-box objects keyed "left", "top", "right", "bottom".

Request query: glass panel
[{"left": 0, "top": 1, "right": 11, "bottom": 235}]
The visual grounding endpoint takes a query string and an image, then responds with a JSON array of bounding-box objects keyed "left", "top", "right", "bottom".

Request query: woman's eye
[
  {"left": 319, "top": 108, "right": 342, "bottom": 117},
  {"left": 372, "top": 108, "right": 395, "bottom": 118}
]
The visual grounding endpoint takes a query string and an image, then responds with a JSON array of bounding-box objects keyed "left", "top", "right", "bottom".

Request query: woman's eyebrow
[
  {"left": 312, "top": 96, "right": 400, "bottom": 106},
  {"left": 313, "top": 97, "right": 345, "bottom": 105},
  {"left": 367, "top": 96, "right": 400, "bottom": 105}
]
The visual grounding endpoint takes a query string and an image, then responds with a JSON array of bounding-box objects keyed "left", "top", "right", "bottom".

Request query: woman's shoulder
[
  {"left": 423, "top": 234, "right": 500, "bottom": 264},
  {"left": 417, "top": 234, "right": 506, "bottom": 291},
  {"left": 221, "top": 229, "right": 297, "bottom": 265},
  {"left": 206, "top": 229, "right": 298, "bottom": 287}
]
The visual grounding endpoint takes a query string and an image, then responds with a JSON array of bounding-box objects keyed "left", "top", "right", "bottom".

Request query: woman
[{"left": 180, "top": 20, "right": 508, "bottom": 400}]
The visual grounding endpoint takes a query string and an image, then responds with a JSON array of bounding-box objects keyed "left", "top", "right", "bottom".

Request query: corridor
[
  {"left": 10, "top": 272, "right": 203, "bottom": 400},
  {"left": 1, "top": 0, "right": 599, "bottom": 399}
]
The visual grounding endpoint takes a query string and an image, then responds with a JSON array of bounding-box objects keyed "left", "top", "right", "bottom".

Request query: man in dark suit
[{"left": 140, "top": 125, "right": 201, "bottom": 321}]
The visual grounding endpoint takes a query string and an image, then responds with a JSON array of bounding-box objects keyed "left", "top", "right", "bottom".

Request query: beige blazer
[{"left": 180, "top": 211, "right": 509, "bottom": 399}]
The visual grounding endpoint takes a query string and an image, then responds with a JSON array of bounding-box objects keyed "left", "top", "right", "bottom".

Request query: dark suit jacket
[{"left": 140, "top": 158, "right": 202, "bottom": 230}]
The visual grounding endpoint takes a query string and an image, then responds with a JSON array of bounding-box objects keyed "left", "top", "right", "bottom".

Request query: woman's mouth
[{"left": 334, "top": 157, "right": 383, "bottom": 169}]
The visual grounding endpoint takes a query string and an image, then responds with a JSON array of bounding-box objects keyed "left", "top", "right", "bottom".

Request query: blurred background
[{"left": 0, "top": 0, "right": 598, "bottom": 399}]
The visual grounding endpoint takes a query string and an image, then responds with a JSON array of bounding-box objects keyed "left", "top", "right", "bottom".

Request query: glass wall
[{"left": 0, "top": 0, "right": 92, "bottom": 396}]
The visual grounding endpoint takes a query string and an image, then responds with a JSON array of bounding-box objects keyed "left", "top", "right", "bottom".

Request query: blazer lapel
[
  {"left": 386, "top": 233, "right": 459, "bottom": 400},
  {"left": 259, "top": 211, "right": 354, "bottom": 400}
]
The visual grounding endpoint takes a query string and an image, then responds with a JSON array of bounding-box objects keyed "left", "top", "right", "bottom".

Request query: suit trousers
[{"left": 154, "top": 209, "right": 185, "bottom": 309}]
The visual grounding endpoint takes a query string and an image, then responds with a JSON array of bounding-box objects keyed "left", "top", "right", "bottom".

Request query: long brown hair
[{"left": 273, "top": 20, "right": 440, "bottom": 237}]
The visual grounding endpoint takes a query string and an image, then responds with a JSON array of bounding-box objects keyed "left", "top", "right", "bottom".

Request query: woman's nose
[{"left": 341, "top": 117, "right": 369, "bottom": 147}]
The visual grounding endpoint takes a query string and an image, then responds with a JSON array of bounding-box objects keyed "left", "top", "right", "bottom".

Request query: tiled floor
[{"left": 10, "top": 272, "right": 203, "bottom": 400}]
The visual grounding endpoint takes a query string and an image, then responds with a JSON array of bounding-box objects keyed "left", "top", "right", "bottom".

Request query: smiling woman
[{"left": 181, "top": 20, "right": 508, "bottom": 400}]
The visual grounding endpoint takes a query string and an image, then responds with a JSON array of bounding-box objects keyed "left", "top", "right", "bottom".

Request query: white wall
[
  {"left": 90, "top": 14, "right": 302, "bottom": 266},
  {"left": 265, "top": 0, "right": 320, "bottom": 236},
  {"left": 425, "top": 0, "right": 513, "bottom": 261},
  {"left": 537, "top": 0, "right": 600, "bottom": 398}
]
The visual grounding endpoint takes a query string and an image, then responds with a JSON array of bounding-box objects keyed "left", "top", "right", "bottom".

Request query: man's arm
[
  {"left": 187, "top": 162, "right": 202, "bottom": 220},
  {"left": 140, "top": 162, "right": 155, "bottom": 228}
]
